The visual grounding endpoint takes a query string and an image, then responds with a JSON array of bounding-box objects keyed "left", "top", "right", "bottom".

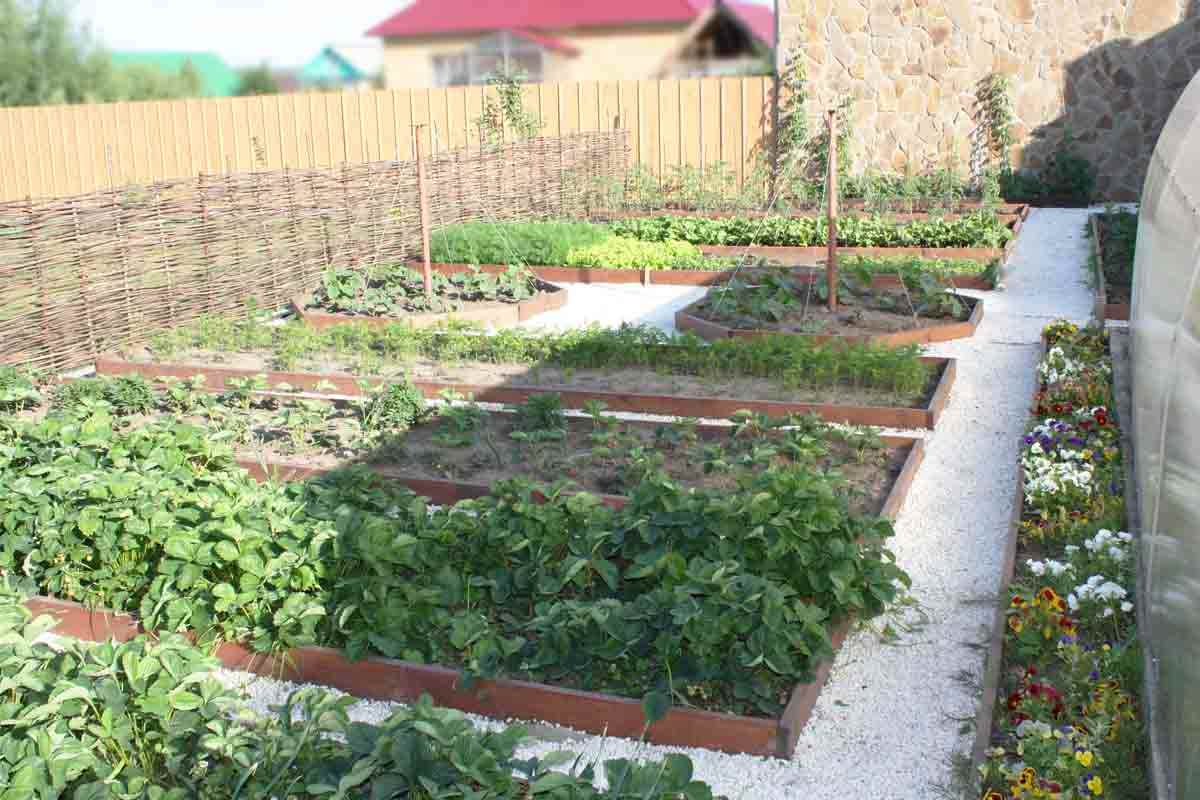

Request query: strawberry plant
[
  {"left": 0, "top": 366, "right": 39, "bottom": 411},
  {"left": 0, "top": 587, "right": 715, "bottom": 799},
  {"left": 311, "top": 264, "right": 538, "bottom": 316}
]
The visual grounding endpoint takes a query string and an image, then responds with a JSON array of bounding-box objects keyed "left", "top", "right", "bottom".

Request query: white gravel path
[{"left": 66, "top": 210, "right": 1103, "bottom": 798}]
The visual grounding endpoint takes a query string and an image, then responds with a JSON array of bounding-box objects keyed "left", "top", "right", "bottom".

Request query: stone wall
[{"left": 778, "top": 0, "right": 1200, "bottom": 199}]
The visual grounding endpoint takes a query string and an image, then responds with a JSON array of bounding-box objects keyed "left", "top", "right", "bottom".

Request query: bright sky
[{"left": 74, "top": 1, "right": 775, "bottom": 68}]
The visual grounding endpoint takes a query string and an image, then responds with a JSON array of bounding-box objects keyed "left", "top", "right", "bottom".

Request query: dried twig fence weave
[{"left": 0, "top": 131, "right": 629, "bottom": 372}]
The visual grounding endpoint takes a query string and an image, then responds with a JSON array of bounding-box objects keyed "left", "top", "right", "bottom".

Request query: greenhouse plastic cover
[{"left": 1131, "top": 68, "right": 1200, "bottom": 800}]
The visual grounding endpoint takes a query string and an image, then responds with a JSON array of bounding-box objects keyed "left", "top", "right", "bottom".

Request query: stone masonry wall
[{"left": 778, "top": 0, "right": 1200, "bottom": 199}]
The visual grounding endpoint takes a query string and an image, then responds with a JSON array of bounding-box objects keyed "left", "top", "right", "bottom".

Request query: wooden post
[
  {"left": 825, "top": 108, "right": 838, "bottom": 312},
  {"left": 412, "top": 124, "right": 433, "bottom": 299}
]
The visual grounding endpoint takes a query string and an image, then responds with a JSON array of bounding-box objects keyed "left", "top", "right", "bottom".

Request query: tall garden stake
[
  {"left": 412, "top": 124, "right": 434, "bottom": 299},
  {"left": 826, "top": 108, "right": 839, "bottom": 311}
]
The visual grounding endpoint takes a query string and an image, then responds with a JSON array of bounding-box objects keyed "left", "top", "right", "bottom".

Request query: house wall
[
  {"left": 380, "top": 23, "right": 691, "bottom": 88},
  {"left": 778, "top": 0, "right": 1200, "bottom": 199}
]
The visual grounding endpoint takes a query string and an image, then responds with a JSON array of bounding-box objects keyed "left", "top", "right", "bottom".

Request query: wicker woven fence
[{"left": 0, "top": 130, "right": 629, "bottom": 372}]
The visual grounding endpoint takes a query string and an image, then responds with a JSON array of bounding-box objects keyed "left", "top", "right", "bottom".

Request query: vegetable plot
[
  {"left": 0, "top": 404, "right": 910, "bottom": 721},
  {"left": 677, "top": 270, "right": 980, "bottom": 346}
]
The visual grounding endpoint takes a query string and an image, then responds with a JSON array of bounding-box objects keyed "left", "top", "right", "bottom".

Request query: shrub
[{"left": 361, "top": 380, "right": 428, "bottom": 431}]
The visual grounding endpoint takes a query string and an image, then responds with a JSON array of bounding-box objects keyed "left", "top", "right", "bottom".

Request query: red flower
[{"left": 1053, "top": 404, "right": 1064, "bottom": 414}]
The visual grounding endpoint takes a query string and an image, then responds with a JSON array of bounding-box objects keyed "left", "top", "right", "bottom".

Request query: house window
[{"left": 431, "top": 31, "right": 544, "bottom": 87}]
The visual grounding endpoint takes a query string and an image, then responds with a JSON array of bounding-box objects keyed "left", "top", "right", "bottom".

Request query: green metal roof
[{"left": 109, "top": 51, "right": 240, "bottom": 97}]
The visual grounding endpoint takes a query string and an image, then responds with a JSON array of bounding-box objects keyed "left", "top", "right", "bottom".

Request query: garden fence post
[
  {"left": 413, "top": 124, "right": 433, "bottom": 299},
  {"left": 826, "top": 108, "right": 838, "bottom": 311}
]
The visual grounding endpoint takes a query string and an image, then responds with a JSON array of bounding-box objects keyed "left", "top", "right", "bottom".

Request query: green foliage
[
  {"left": 151, "top": 317, "right": 935, "bottom": 400},
  {"left": 975, "top": 74, "right": 1015, "bottom": 171},
  {"left": 771, "top": 45, "right": 810, "bottom": 186},
  {"left": 563, "top": 237, "right": 730, "bottom": 270},
  {"left": 0, "top": 400, "right": 912, "bottom": 717},
  {"left": 0, "top": 0, "right": 202, "bottom": 106},
  {"left": 610, "top": 210, "right": 1012, "bottom": 249},
  {"left": 0, "top": 366, "right": 40, "bottom": 410},
  {"left": 313, "top": 264, "right": 536, "bottom": 315},
  {"left": 235, "top": 62, "right": 278, "bottom": 96},
  {"left": 360, "top": 379, "right": 428, "bottom": 432},
  {"left": 1001, "top": 132, "right": 1095, "bottom": 205},
  {"left": 1096, "top": 207, "right": 1137, "bottom": 288},
  {"left": 840, "top": 254, "right": 993, "bottom": 284},
  {"left": 51, "top": 375, "right": 155, "bottom": 416},
  {"left": 475, "top": 68, "right": 541, "bottom": 145},
  {"left": 513, "top": 392, "right": 566, "bottom": 436},
  {"left": 431, "top": 221, "right": 608, "bottom": 266},
  {"left": 0, "top": 587, "right": 713, "bottom": 799}
]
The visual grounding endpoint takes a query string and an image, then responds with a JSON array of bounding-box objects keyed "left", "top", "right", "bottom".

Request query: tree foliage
[
  {"left": 0, "top": 0, "right": 203, "bottom": 106},
  {"left": 236, "top": 62, "right": 279, "bottom": 96}
]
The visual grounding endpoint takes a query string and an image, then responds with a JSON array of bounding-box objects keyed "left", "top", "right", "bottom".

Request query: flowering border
[{"left": 976, "top": 321, "right": 1149, "bottom": 800}]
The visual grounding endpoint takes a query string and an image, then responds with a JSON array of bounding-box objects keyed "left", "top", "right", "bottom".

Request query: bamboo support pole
[
  {"left": 826, "top": 109, "right": 839, "bottom": 312},
  {"left": 413, "top": 124, "right": 433, "bottom": 299}
]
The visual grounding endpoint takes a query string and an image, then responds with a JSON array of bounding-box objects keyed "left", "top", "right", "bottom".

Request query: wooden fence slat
[{"left": 0, "top": 76, "right": 775, "bottom": 202}]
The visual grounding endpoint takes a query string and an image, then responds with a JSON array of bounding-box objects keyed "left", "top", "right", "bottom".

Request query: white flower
[
  {"left": 1027, "top": 559, "right": 1047, "bottom": 576},
  {"left": 1065, "top": 545, "right": 1080, "bottom": 554},
  {"left": 1121, "top": 601, "right": 1134, "bottom": 613},
  {"left": 1103, "top": 607, "right": 1114, "bottom": 617},
  {"left": 1118, "top": 532, "right": 1133, "bottom": 542},
  {"left": 1068, "top": 593, "right": 1079, "bottom": 611},
  {"left": 1108, "top": 547, "right": 1125, "bottom": 561}
]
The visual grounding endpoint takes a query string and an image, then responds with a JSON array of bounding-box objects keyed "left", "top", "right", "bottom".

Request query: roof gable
[{"left": 367, "top": 0, "right": 701, "bottom": 39}]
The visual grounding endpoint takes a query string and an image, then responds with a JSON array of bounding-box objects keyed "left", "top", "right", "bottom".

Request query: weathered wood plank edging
[{"left": 95, "top": 354, "right": 958, "bottom": 430}]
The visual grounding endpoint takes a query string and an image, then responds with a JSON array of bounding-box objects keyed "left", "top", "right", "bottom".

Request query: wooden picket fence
[{"left": 0, "top": 77, "right": 775, "bottom": 203}]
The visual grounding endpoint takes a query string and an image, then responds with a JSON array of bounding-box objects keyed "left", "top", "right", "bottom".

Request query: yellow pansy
[
  {"left": 1075, "top": 750, "right": 1094, "bottom": 767},
  {"left": 1087, "top": 775, "right": 1104, "bottom": 795}
]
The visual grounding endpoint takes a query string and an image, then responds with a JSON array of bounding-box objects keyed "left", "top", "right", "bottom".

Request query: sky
[{"left": 74, "top": 0, "right": 776, "bottom": 69}]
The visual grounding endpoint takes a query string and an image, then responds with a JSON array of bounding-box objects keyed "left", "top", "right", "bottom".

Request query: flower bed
[
  {"left": 296, "top": 264, "right": 567, "bottom": 330},
  {"left": 974, "top": 322, "right": 1149, "bottom": 800},
  {"left": 0, "top": 590, "right": 716, "bottom": 800},
  {"left": 1089, "top": 212, "right": 1135, "bottom": 323},
  {"left": 675, "top": 271, "right": 983, "bottom": 346},
  {"left": 98, "top": 319, "right": 959, "bottom": 429},
  {"left": 0, "top": 387, "right": 914, "bottom": 757}
]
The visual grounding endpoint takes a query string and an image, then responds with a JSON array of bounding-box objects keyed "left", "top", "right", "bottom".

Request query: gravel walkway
[{"left": 199, "top": 210, "right": 1099, "bottom": 798}]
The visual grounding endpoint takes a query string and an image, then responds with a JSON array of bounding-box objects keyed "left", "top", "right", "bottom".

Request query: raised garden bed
[
  {"left": 27, "top": 593, "right": 851, "bottom": 758},
  {"left": 297, "top": 264, "right": 567, "bottom": 330},
  {"left": 675, "top": 272, "right": 983, "bottom": 346},
  {"left": 618, "top": 208, "right": 1028, "bottom": 267},
  {"left": 1, "top": 390, "right": 918, "bottom": 759},
  {"left": 96, "top": 349, "right": 957, "bottom": 430},
  {"left": 1090, "top": 212, "right": 1134, "bottom": 323}
]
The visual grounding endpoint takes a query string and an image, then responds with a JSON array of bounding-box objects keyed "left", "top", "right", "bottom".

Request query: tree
[
  {"left": 0, "top": 0, "right": 112, "bottom": 106},
  {"left": 236, "top": 63, "right": 279, "bottom": 96},
  {"left": 0, "top": 0, "right": 207, "bottom": 106}
]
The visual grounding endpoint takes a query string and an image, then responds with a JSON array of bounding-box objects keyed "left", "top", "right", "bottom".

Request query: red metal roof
[
  {"left": 506, "top": 28, "right": 582, "bottom": 56},
  {"left": 366, "top": 0, "right": 775, "bottom": 46}
]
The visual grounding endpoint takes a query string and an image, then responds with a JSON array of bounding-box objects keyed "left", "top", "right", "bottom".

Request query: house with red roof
[{"left": 366, "top": 0, "right": 775, "bottom": 88}]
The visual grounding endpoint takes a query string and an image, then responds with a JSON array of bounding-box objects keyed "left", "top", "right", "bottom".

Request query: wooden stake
[
  {"left": 826, "top": 108, "right": 838, "bottom": 311},
  {"left": 412, "top": 124, "right": 433, "bottom": 299}
]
